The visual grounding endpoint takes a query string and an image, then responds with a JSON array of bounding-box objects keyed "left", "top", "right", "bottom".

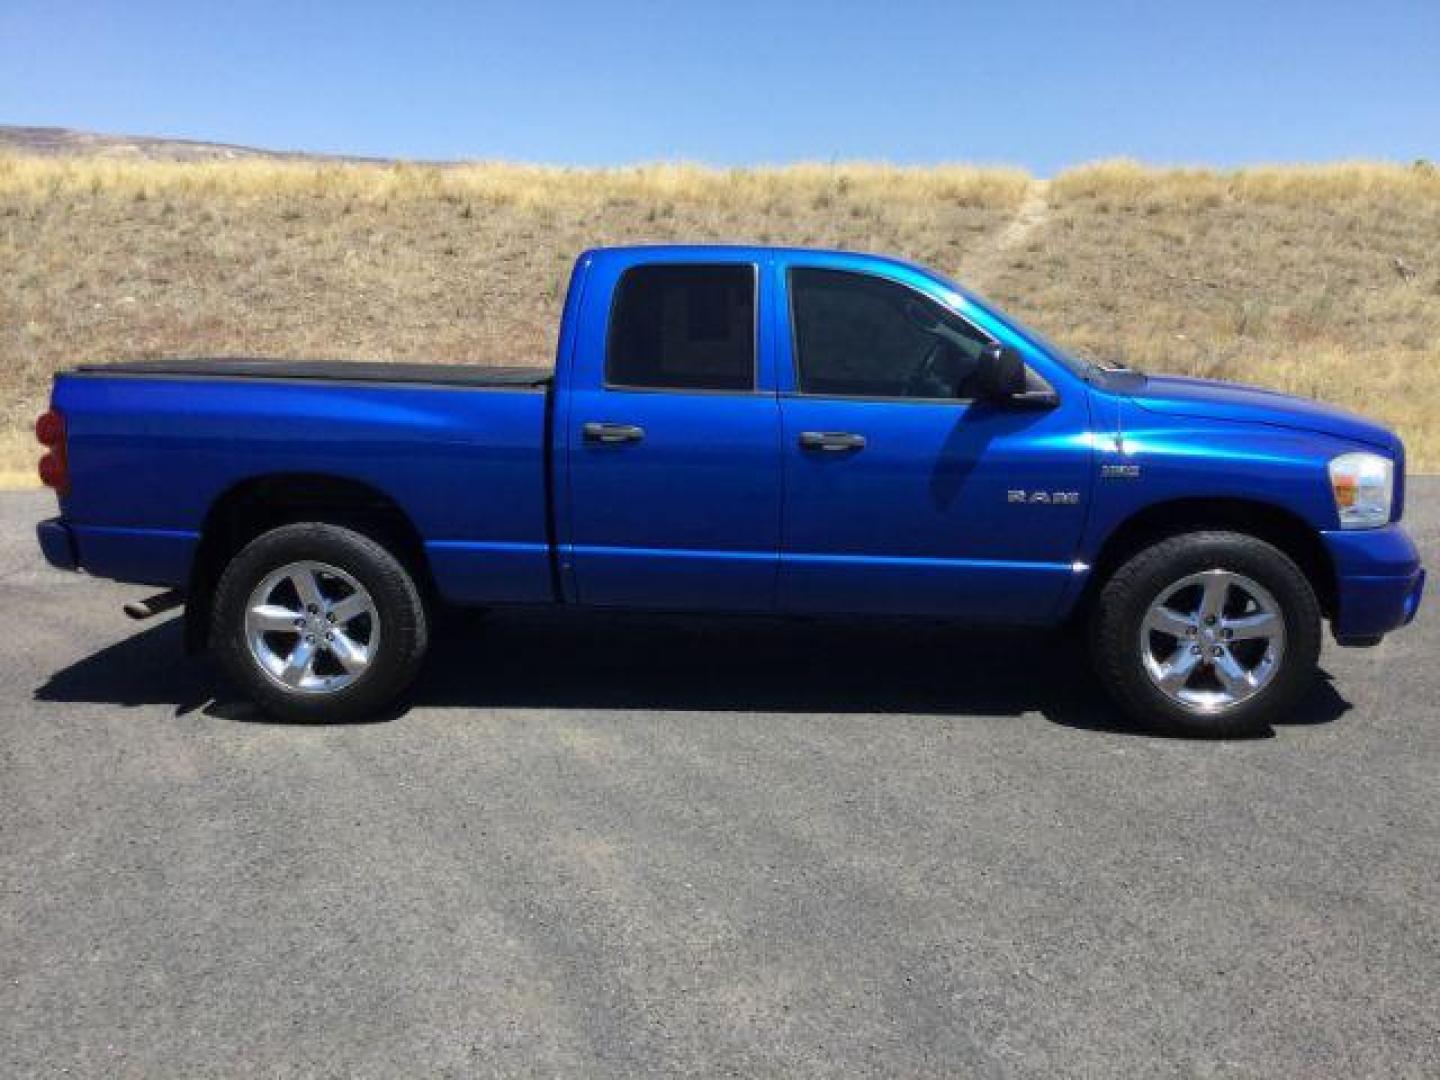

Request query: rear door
[
  {"left": 561, "top": 254, "right": 782, "bottom": 610},
  {"left": 775, "top": 261, "right": 1091, "bottom": 621}
]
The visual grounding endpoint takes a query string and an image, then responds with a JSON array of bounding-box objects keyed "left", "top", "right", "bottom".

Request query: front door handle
[
  {"left": 799, "top": 431, "right": 867, "bottom": 452},
  {"left": 583, "top": 421, "right": 645, "bottom": 444}
]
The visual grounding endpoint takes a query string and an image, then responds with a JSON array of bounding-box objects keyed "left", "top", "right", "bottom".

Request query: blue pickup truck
[{"left": 34, "top": 245, "right": 1424, "bottom": 735}]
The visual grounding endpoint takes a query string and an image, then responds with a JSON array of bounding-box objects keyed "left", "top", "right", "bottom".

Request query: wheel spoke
[
  {"left": 1212, "top": 649, "right": 1254, "bottom": 695},
  {"left": 1224, "top": 610, "right": 1279, "bottom": 641},
  {"left": 329, "top": 592, "right": 371, "bottom": 625},
  {"left": 1198, "top": 573, "right": 1230, "bottom": 624},
  {"left": 279, "top": 638, "right": 317, "bottom": 686},
  {"left": 328, "top": 631, "right": 370, "bottom": 674},
  {"left": 289, "top": 568, "right": 325, "bottom": 611},
  {"left": 1145, "top": 605, "right": 1195, "bottom": 639},
  {"left": 249, "top": 603, "right": 301, "bottom": 633},
  {"left": 1156, "top": 646, "right": 1202, "bottom": 692}
]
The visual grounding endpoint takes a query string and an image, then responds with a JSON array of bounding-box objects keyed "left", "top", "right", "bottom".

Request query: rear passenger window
[{"left": 606, "top": 265, "right": 756, "bottom": 391}]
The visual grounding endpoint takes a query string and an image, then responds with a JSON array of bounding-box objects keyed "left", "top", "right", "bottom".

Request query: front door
[
  {"left": 564, "top": 259, "right": 782, "bottom": 610},
  {"left": 776, "top": 265, "right": 1091, "bottom": 622}
]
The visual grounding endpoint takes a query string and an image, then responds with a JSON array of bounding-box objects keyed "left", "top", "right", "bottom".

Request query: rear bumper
[
  {"left": 1322, "top": 525, "right": 1425, "bottom": 642},
  {"left": 36, "top": 517, "right": 78, "bottom": 571}
]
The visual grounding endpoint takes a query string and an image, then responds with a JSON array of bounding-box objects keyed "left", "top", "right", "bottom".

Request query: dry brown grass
[
  {"left": 0, "top": 157, "right": 1026, "bottom": 487},
  {"left": 0, "top": 155, "right": 1034, "bottom": 208},
  {"left": 2, "top": 154, "right": 1437, "bottom": 486},
  {"left": 0, "top": 429, "right": 37, "bottom": 488},
  {"left": 985, "top": 160, "right": 1440, "bottom": 468}
]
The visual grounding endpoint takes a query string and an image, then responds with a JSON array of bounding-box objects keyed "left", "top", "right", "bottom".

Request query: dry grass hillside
[
  {"left": 2, "top": 154, "right": 1437, "bottom": 483},
  {"left": 983, "top": 162, "right": 1440, "bottom": 469}
]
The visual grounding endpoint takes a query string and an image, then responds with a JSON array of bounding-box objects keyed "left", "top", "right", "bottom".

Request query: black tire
[
  {"left": 212, "top": 523, "right": 429, "bottom": 722},
  {"left": 1091, "top": 531, "right": 1322, "bottom": 737}
]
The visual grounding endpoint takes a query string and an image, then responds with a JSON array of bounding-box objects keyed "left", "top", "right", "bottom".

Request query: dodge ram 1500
[{"left": 34, "top": 246, "right": 1425, "bottom": 735}]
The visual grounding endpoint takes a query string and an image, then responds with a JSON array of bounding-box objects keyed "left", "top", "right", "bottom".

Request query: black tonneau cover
[{"left": 71, "top": 358, "right": 553, "bottom": 388}]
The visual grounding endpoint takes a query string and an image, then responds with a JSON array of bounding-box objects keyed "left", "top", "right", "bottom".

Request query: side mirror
[{"left": 975, "top": 342, "right": 1027, "bottom": 400}]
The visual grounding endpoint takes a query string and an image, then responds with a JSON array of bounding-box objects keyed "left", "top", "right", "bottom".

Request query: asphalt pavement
[{"left": 2, "top": 486, "right": 1437, "bottom": 1077}]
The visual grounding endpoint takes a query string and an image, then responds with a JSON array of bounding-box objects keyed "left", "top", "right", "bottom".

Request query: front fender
[
  {"left": 1056, "top": 402, "right": 1352, "bottom": 619},
  {"left": 1087, "top": 402, "right": 1344, "bottom": 544}
]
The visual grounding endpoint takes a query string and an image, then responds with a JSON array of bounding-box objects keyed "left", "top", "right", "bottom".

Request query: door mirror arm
[{"left": 1004, "top": 387, "right": 1061, "bottom": 408}]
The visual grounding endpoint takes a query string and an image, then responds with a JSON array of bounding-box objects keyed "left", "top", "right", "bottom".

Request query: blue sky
[{"left": 2, "top": 0, "right": 1436, "bottom": 174}]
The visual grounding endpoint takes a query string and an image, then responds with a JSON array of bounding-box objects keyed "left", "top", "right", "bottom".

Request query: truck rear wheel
[
  {"left": 212, "top": 523, "right": 429, "bottom": 722},
  {"left": 1091, "top": 531, "right": 1321, "bottom": 737}
]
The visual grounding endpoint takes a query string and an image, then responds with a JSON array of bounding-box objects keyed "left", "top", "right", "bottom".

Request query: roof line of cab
[{"left": 577, "top": 243, "right": 927, "bottom": 268}]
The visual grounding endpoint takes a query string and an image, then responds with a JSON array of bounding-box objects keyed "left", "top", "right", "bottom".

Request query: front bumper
[
  {"left": 1322, "top": 525, "right": 1425, "bottom": 642},
  {"left": 36, "top": 517, "right": 78, "bottom": 571}
]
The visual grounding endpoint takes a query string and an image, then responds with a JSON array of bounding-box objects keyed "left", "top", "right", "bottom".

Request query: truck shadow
[{"left": 34, "top": 607, "right": 1350, "bottom": 737}]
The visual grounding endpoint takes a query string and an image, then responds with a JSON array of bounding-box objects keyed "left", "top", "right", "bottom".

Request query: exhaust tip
[{"left": 124, "top": 589, "right": 185, "bottom": 621}]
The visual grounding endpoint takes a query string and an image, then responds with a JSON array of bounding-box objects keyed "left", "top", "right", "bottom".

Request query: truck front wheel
[
  {"left": 212, "top": 523, "right": 429, "bottom": 722},
  {"left": 1091, "top": 531, "right": 1322, "bottom": 737}
]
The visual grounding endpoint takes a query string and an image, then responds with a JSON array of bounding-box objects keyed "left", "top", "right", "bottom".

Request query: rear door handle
[
  {"left": 583, "top": 421, "right": 645, "bottom": 444},
  {"left": 799, "top": 431, "right": 866, "bottom": 452}
]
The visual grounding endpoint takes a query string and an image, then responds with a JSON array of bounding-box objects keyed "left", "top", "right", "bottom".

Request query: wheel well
[
  {"left": 185, "top": 474, "right": 432, "bottom": 650},
  {"left": 1078, "top": 498, "right": 1336, "bottom": 621}
]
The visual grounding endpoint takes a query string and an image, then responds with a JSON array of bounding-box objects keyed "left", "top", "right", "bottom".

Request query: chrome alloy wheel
[
  {"left": 244, "top": 560, "right": 380, "bottom": 694},
  {"left": 1140, "top": 569, "right": 1285, "bottom": 713}
]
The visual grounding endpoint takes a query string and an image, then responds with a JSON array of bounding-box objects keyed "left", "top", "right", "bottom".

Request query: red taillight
[
  {"left": 35, "top": 409, "right": 64, "bottom": 447},
  {"left": 38, "top": 451, "right": 68, "bottom": 492},
  {"left": 35, "top": 408, "right": 69, "bottom": 494}
]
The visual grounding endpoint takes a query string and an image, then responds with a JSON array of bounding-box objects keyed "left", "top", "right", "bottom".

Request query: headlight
[{"left": 1328, "top": 452, "right": 1393, "bottom": 529}]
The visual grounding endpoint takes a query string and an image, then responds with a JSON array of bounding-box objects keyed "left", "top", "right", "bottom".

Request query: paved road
[{"left": 2, "top": 487, "right": 1437, "bottom": 1078}]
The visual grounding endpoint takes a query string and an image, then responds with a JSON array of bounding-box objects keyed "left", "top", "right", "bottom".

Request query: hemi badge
[{"left": 1101, "top": 463, "right": 1141, "bottom": 479}]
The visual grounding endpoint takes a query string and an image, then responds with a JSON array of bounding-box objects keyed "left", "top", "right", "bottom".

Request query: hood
[{"left": 1121, "top": 374, "right": 1400, "bottom": 455}]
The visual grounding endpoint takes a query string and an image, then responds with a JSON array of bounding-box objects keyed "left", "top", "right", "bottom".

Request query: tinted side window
[
  {"left": 606, "top": 265, "right": 756, "bottom": 391},
  {"left": 789, "top": 268, "right": 991, "bottom": 399}
]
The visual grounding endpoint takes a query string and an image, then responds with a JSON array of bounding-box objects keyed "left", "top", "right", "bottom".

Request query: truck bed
[
  {"left": 52, "top": 357, "right": 557, "bottom": 604},
  {"left": 71, "top": 358, "right": 553, "bottom": 388}
]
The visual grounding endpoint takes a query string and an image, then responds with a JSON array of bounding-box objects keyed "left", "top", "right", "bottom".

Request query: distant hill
[{"left": 0, "top": 124, "right": 382, "bottom": 162}]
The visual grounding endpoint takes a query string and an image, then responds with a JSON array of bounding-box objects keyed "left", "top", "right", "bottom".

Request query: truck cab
[
  {"left": 559, "top": 247, "right": 1089, "bottom": 621},
  {"left": 35, "top": 245, "right": 1425, "bottom": 735}
]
